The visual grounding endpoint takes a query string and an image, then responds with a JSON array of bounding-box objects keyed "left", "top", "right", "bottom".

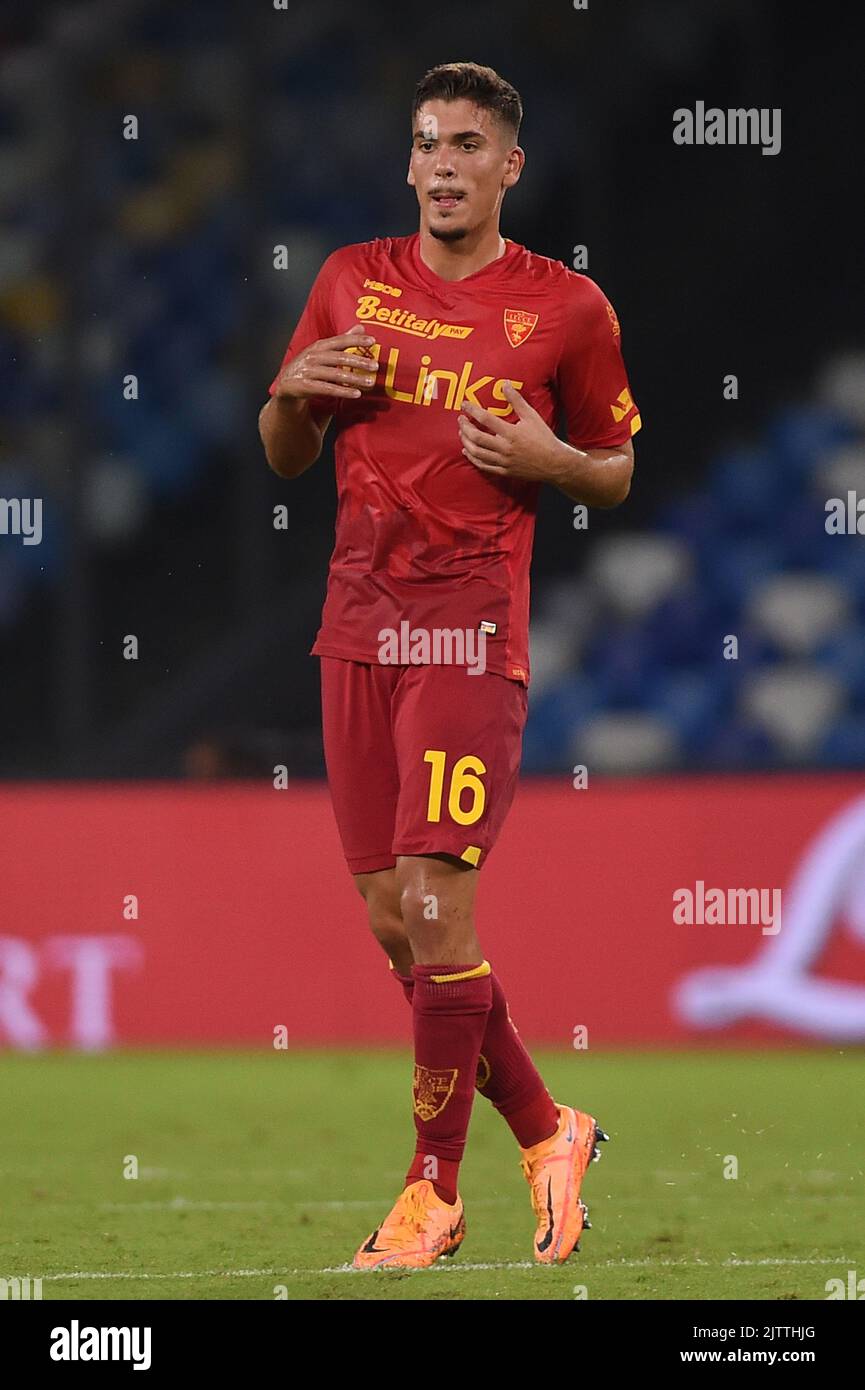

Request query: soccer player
[{"left": 259, "top": 62, "right": 640, "bottom": 1269}]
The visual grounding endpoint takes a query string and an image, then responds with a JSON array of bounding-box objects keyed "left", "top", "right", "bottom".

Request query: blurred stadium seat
[{"left": 524, "top": 354, "right": 865, "bottom": 772}]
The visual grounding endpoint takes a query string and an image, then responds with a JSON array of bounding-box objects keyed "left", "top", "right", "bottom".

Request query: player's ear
[{"left": 502, "top": 146, "right": 525, "bottom": 191}]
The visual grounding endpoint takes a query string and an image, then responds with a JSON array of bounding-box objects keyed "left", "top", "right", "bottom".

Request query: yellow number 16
[{"left": 423, "top": 749, "right": 487, "bottom": 826}]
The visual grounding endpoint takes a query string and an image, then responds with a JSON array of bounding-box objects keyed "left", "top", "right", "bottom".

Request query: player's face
[{"left": 408, "top": 98, "right": 523, "bottom": 242}]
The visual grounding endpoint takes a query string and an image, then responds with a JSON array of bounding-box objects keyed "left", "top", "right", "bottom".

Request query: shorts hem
[
  {"left": 345, "top": 851, "right": 398, "bottom": 874},
  {"left": 391, "top": 839, "right": 488, "bottom": 868}
]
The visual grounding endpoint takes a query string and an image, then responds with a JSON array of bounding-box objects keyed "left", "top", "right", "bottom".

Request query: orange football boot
[
  {"left": 353, "top": 1179, "right": 466, "bottom": 1270},
  {"left": 519, "top": 1104, "right": 608, "bottom": 1263}
]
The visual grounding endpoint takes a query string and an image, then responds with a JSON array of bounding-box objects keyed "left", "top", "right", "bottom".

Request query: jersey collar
[{"left": 408, "top": 231, "right": 518, "bottom": 298}]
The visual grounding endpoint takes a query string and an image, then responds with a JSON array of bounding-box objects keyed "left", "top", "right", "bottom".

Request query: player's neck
[{"left": 416, "top": 224, "right": 507, "bottom": 282}]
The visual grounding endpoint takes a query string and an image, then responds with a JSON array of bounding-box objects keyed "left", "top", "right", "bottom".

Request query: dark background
[{"left": 1, "top": 0, "right": 862, "bottom": 777}]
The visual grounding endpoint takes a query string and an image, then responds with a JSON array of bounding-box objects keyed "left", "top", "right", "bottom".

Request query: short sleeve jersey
[{"left": 269, "top": 233, "right": 641, "bottom": 684}]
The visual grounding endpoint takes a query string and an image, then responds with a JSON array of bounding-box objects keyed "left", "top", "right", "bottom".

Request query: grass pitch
[{"left": 2, "top": 1048, "right": 862, "bottom": 1300}]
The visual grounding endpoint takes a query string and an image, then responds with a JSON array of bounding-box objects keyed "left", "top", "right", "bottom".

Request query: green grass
[{"left": 1, "top": 1049, "right": 863, "bottom": 1300}]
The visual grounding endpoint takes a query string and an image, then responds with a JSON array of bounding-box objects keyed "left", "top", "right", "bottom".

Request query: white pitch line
[
  {"left": 312, "top": 1255, "right": 853, "bottom": 1275},
  {"left": 98, "top": 1197, "right": 513, "bottom": 1213},
  {"left": 87, "top": 1194, "right": 862, "bottom": 1213},
  {"left": 99, "top": 1200, "right": 273, "bottom": 1212},
  {"left": 295, "top": 1197, "right": 511, "bottom": 1211},
  {"left": 295, "top": 1200, "right": 406, "bottom": 1210},
  {"left": 594, "top": 1256, "right": 853, "bottom": 1270},
  {"left": 38, "top": 1255, "right": 853, "bottom": 1283},
  {"left": 43, "top": 1269, "right": 291, "bottom": 1282}
]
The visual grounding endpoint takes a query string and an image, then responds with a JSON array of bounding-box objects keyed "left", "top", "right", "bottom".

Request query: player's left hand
[{"left": 458, "top": 382, "right": 563, "bottom": 484}]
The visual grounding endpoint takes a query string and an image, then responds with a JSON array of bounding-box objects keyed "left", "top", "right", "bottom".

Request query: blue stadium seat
[
  {"left": 645, "top": 669, "right": 730, "bottom": 754},
  {"left": 703, "top": 718, "right": 779, "bottom": 770},
  {"left": 816, "top": 630, "right": 865, "bottom": 703},
  {"left": 820, "top": 716, "right": 865, "bottom": 767},
  {"left": 583, "top": 627, "right": 656, "bottom": 708},
  {"left": 642, "top": 586, "right": 736, "bottom": 667},
  {"left": 777, "top": 494, "right": 840, "bottom": 569},
  {"left": 522, "top": 675, "right": 599, "bottom": 772},
  {"left": 766, "top": 404, "right": 854, "bottom": 480},
  {"left": 655, "top": 492, "right": 723, "bottom": 549},
  {"left": 709, "top": 447, "right": 784, "bottom": 531},
  {"left": 707, "top": 536, "right": 785, "bottom": 610}
]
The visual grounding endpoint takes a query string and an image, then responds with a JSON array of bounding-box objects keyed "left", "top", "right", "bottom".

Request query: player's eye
[
  {"left": 462, "top": 143, "right": 478, "bottom": 152},
  {"left": 418, "top": 142, "right": 434, "bottom": 152}
]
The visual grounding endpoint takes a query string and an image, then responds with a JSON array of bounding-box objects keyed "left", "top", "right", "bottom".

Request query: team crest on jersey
[
  {"left": 503, "top": 308, "right": 539, "bottom": 348},
  {"left": 413, "top": 1064, "right": 458, "bottom": 1120}
]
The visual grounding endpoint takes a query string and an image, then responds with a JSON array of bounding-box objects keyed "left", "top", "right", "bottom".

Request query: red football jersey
[{"left": 268, "top": 233, "right": 641, "bottom": 684}]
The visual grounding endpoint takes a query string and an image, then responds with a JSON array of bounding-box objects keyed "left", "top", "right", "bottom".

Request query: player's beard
[{"left": 429, "top": 224, "right": 469, "bottom": 242}]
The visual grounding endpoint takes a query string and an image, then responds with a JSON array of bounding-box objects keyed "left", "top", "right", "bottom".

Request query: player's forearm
[
  {"left": 259, "top": 396, "right": 323, "bottom": 479},
  {"left": 549, "top": 438, "right": 633, "bottom": 508}
]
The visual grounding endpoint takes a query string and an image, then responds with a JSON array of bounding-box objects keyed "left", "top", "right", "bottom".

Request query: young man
[{"left": 259, "top": 62, "right": 640, "bottom": 1269}]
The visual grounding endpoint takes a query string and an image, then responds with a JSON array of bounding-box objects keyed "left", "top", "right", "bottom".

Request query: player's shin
[
  {"left": 404, "top": 961, "right": 493, "bottom": 1205},
  {"left": 393, "top": 964, "right": 559, "bottom": 1149}
]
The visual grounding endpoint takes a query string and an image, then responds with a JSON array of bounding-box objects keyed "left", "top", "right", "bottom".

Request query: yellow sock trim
[{"left": 430, "top": 960, "right": 491, "bottom": 985}]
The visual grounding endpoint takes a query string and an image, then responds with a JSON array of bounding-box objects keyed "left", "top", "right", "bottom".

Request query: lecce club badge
[
  {"left": 413, "top": 1064, "right": 458, "bottom": 1120},
  {"left": 503, "top": 308, "right": 538, "bottom": 348}
]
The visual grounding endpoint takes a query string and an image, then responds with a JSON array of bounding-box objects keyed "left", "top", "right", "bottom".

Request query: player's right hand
[{"left": 272, "top": 325, "right": 379, "bottom": 401}]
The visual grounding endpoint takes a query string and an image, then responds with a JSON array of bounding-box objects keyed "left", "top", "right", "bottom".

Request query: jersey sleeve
[
  {"left": 554, "top": 276, "right": 641, "bottom": 449},
  {"left": 267, "top": 248, "right": 346, "bottom": 421}
]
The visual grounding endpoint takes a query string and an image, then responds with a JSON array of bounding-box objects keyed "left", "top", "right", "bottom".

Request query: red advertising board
[{"left": 1, "top": 776, "right": 864, "bottom": 1048}]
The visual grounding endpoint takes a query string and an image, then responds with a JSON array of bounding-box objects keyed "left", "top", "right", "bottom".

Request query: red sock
[
  {"left": 392, "top": 966, "right": 414, "bottom": 1006},
  {"left": 405, "top": 962, "right": 492, "bottom": 1205},
  {"left": 394, "top": 965, "right": 558, "bottom": 1150}
]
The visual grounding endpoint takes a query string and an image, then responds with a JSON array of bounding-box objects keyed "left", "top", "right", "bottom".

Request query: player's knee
[
  {"left": 354, "top": 870, "right": 407, "bottom": 951},
  {"left": 396, "top": 856, "right": 471, "bottom": 923},
  {"left": 367, "top": 910, "right": 409, "bottom": 958},
  {"left": 396, "top": 856, "right": 479, "bottom": 958},
  {"left": 398, "top": 882, "right": 443, "bottom": 940},
  {"left": 396, "top": 872, "right": 458, "bottom": 947}
]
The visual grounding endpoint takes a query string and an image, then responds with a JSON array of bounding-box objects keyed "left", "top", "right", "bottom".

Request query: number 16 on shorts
[{"left": 423, "top": 750, "right": 487, "bottom": 826}]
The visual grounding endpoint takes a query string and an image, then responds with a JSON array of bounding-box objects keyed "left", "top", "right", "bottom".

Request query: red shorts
[{"left": 320, "top": 657, "right": 528, "bottom": 874}]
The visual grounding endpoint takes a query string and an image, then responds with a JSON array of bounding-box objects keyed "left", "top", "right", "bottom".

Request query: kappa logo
[
  {"left": 363, "top": 277, "right": 402, "bottom": 298},
  {"left": 675, "top": 791, "right": 865, "bottom": 1039},
  {"left": 503, "top": 308, "right": 539, "bottom": 348},
  {"left": 610, "top": 387, "right": 636, "bottom": 423},
  {"left": 413, "top": 1064, "right": 458, "bottom": 1120},
  {"left": 475, "top": 1053, "right": 491, "bottom": 1090}
]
